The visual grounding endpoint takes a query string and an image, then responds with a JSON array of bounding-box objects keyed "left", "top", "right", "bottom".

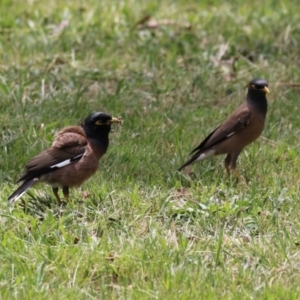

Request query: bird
[
  {"left": 178, "top": 78, "right": 270, "bottom": 180},
  {"left": 8, "top": 112, "right": 122, "bottom": 204}
]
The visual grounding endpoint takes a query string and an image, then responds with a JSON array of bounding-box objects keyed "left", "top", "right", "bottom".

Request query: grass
[{"left": 1, "top": 0, "right": 300, "bottom": 298}]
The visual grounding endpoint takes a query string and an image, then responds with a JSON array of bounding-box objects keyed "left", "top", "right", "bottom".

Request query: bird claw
[{"left": 231, "top": 169, "right": 247, "bottom": 184}]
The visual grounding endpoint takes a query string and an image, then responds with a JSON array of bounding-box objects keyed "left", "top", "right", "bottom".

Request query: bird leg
[
  {"left": 231, "top": 168, "right": 246, "bottom": 183},
  {"left": 224, "top": 154, "right": 231, "bottom": 177},
  {"left": 224, "top": 154, "right": 246, "bottom": 183},
  {"left": 62, "top": 186, "right": 71, "bottom": 201},
  {"left": 52, "top": 187, "right": 62, "bottom": 204}
]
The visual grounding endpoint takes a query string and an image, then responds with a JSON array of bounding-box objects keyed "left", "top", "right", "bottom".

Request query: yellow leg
[
  {"left": 225, "top": 164, "right": 231, "bottom": 177},
  {"left": 224, "top": 154, "right": 231, "bottom": 177},
  {"left": 224, "top": 154, "right": 246, "bottom": 183},
  {"left": 52, "top": 187, "right": 62, "bottom": 204},
  {"left": 62, "top": 186, "right": 71, "bottom": 201},
  {"left": 231, "top": 168, "right": 247, "bottom": 184}
]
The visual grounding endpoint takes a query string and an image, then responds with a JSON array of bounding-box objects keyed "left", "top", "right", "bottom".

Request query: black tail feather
[
  {"left": 8, "top": 178, "right": 39, "bottom": 204},
  {"left": 178, "top": 154, "right": 198, "bottom": 172}
]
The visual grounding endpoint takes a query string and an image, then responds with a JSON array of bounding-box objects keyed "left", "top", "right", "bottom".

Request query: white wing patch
[
  {"left": 226, "top": 132, "right": 235, "bottom": 138},
  {"left": 50, "top": 159, "right": 72, "bottom": 169},
  {"left": 50, "top": 153, "right": 84, "bottom": 169}
]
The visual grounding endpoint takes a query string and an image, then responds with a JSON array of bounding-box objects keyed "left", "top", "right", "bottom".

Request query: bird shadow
[
  {"left": 175, "top": 166, "right": 249, "bottom": 188},
  {"left": 18, "top": 191, "right": 67, "bottom": 220}
]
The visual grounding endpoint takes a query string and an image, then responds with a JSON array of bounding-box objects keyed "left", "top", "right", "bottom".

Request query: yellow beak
[
  {"left": 109, "top": 117, "right": 123, "bottom": 124},
  {"left": 263, "top": 86, "right": 270, "bottom": 93}
]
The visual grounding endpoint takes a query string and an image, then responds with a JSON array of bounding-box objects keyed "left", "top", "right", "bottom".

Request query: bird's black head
[
  {"left": 82, "top": 112, "right": 122, "bottom": 150},
  {"left": 247, "top": 78, "right": 269, "bottom": 115},
  {"left": 83, "top": 112, "right": 121, "bottom": 130},
  {"left": 248, "top": 78, "right": 270, "bottom": 94}
]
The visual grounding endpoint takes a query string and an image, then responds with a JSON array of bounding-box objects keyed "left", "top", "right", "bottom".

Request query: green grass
[{"left": 1, "top": 0, "right": 300, "bottom": 298}]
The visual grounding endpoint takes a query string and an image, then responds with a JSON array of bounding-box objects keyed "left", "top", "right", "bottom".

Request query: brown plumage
[
  {"left": 8, "top": 112, "right": 122, "bottom": 204},
  {"left": 178, "top": 78, "right": 270, "bottom": 179}
]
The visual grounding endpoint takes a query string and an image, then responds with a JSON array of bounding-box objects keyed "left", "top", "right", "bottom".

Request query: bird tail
[
  {"left": 177, "top": 155, "right": 198, "bottom": 172},
  {"left": 8, "top": 178, "right": 39, "bottom": 204},
  {"left": 178, "top": 149, "right": 216, "bottom": 172}
]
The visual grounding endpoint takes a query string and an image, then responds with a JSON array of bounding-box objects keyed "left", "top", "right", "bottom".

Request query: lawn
[{"left": 1, "top": 0, "right": 300, "bottom": 299}]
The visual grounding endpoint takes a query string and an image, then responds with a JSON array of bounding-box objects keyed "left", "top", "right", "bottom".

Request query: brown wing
[
  {"left": 18, "top": 126, "right": 88, "bottom": 182},
  {"left": 52, "top": 126, "right": 87, "bottom": 150},
  {"left": 190, "top": 104, "right": 251, "bottom": 154}
]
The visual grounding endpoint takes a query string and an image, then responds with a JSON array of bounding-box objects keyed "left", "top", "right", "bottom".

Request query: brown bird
[
  {"left": 178, "top": 78, "right": 270, "bottom": 179},
  {"left": 8, "top": 112, "right": 122, "bottom": 204}
]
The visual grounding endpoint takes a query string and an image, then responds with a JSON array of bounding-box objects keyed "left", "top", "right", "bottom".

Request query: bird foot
[
  {"left": 225, "top": 166, "right": 247, "bottom": 184},
  {"left": 231, "top": 169, "right": 247, "bottom": 184}
]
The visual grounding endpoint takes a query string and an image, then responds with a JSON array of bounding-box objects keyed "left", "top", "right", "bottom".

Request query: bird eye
[{"left": 95, "top": 120, "right": 103, "bottom": 125}]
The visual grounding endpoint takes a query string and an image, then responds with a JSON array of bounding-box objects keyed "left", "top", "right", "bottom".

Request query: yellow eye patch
[{"left": 95, "top": 120, "right": 104, "bottom": 125}]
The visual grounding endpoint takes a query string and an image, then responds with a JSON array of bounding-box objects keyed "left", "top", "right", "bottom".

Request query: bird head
[
  {"left": 248, "top": 78, "right": 270, "bottom": 94},
  {"left": 82, "top": 112, "right": 122, "bottom": 137}
]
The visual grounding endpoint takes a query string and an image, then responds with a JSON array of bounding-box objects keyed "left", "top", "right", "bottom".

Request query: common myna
[
  {"left": 8, "top": 112, "right": 122, "bottom": 204},
  {"left": 178, "top": 78, "right": 269, "bottom": 179}
]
